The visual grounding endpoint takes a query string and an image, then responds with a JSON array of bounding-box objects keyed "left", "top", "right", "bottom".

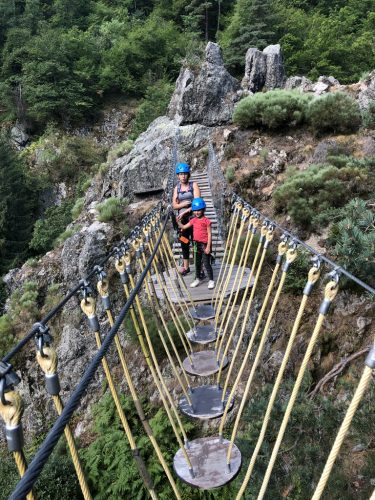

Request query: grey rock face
[
  {"left": 242, "top": 44, "right": 285, "bottom": 93},
  {"left": 61, "top": 221, "right": 112, "bottom": 284},
  {"left": 10, "top": 123, "right": 29, "bottom": 148},
  {"left": 284, "top": 76, "right": 313, "bottom": 92},
  {"left": 102, "top": 116, "right": 210, "bottom": 198},
  {"left": 358, "top": 70, "right": 375, "bottom": 110},
  {"left": 168, "top": 42, "right": 240, "bottom": 126}
]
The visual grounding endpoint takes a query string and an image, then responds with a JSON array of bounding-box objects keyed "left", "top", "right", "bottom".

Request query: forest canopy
[{"left": 0, "top": 0, "right": 374, "bottom": 129}]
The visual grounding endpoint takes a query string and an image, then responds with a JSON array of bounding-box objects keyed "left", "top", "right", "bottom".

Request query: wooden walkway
[{"left": 151, "top": 262, "right": 253, "bottom": 304}]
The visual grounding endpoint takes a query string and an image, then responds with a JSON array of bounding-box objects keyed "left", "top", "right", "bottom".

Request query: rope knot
[
  {"left": 36, "top": 346, "right": 58, "bottom": 375},
  {"left": 80, "top": 297, "right": 96, "bottom": 318},
  {"left": 0, "top": 391, "right": 23, "bottom": 427}
]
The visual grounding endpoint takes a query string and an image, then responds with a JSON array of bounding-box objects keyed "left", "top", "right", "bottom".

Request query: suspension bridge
[{"left": 0, "top": 141, "right": 374, "bottom": 499}]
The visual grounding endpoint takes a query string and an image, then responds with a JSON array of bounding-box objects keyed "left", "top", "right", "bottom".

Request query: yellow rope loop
[
  {"left": 325, "top": 280, "right": 339, "bottom": 302},
  {"left": 115, "top": 255, "right": 126, "bottom": 274},
  {"left": 277, "top": 240, "right": 288, "bottom": 257},
  {"left": 80, "top": 296, "right": 96, "bottom": 318},
  {"left": 266, "top": 226, "right": 275, "bottom": 243},
  {"left": 285, "top": 247, "right": 298, "bottom": 265},
  {"left": 241, "top": 206, "right": 251, "bottom": 221},
  {"left": 307, "top": 265, "right": 321, "bottom": 284},
  {"left": 124, "top": 251, "right": 132, "bottom": 268},
  {"left": 36, "top": 346, "right": 58, "bottom": 375},
  {"left": 0, "top": 391, "right": 23, "bottom": 427},
  {"left": 97, "top": 277, "right": 109, "bottom": 297},
  {"left": 131, "top": 239, "right": 140, "bottom": 252},
  {"left": 260, "top": 222, "right": 268, "bottom": 238}
]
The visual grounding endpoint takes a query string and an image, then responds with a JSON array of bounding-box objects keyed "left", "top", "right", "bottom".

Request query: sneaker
[
  {"left": 190, "top": 279, "right": 200, "bottom": 288},
  {"left": 180, "top": 267, "right": 190, "bottom": 276},
  {"left": 208, "top": 280, "right": 215, "bottom": 289}
]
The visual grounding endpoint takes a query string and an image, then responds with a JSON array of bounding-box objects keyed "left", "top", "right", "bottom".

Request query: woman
[{"left": 172, "top": 162, "right": 201, "bottom": 275}]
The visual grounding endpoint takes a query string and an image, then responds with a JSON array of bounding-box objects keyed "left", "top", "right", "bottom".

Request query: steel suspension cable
[{"left": 10, "top": 208, "right": 169, "bottom": 499}]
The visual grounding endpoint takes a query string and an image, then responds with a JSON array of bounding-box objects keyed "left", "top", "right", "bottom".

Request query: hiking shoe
[
  {"left": 180, "top": 267, "right": 190, "bottom": 276},
  {"left": 208, "top": 280, "right": 215, "bottom": 289},
  {"left": 190, "top": 279, "right": 200, "bottom": 288}
]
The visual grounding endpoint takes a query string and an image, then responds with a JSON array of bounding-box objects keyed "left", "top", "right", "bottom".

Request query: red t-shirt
[{"left": 187, "top": 216, "right": 211, "bottom": 243}]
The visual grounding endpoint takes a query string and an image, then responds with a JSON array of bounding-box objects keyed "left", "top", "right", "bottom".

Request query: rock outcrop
[
  {"left": 102, "top": 117, "right": 210, "bottom": 199},
  {"left": 242, "top": 44, "right": 286, "bottom": 93},
  {"left": 358, "top": 70, "right": 375, "bottom": 110},
  {"left": 284, "top": 76, "right": 313, "bottom": 92},
  {"left": 168, "top": 42, "right": 240, "bottom": 126}
]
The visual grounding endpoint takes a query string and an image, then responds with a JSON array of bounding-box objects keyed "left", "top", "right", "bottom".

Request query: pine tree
[
  {"left": 0, "top": 136, "right": 37, "bottom": 274},
  {"left": 220, "top": 0, "right": 277, "bottom": 72}
]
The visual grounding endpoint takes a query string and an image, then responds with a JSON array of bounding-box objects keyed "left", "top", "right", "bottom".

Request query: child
[{"left": 178, "top": 197, "right": 215, "bottom": 290}]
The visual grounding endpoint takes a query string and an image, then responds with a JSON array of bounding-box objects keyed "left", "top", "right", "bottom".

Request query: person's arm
[
  {"left": 178, "top": 219, "right": 192, "bottom": 231},
  {"left": 205, "top": 224, "right": 212, "bottom": 254},
  {"left": 193, "top": 181, "right": 201, "bottom": 198}
]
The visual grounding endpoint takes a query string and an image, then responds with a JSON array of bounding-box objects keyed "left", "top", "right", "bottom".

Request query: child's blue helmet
[
  {"left": 175, "top": 162, "right": 190, "bottom": 174},
  {"left": 191, "top": 197, "right": 206, "bottom": 210}
]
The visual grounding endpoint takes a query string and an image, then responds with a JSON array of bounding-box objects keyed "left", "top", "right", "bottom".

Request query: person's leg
[
  {"left": 191, "top": 242, "right": 202, "bottom": 287},
  {"left": 203, "top": 252, "right": 214, "bottom": 280},
  {"left": 180, "top": 227, "right": 192, "bottom": 273}
]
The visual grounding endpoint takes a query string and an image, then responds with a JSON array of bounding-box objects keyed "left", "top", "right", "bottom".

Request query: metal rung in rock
[
  {"left": 179, "top": 385, "right": 233, "bottom": 419},
  {"left": 173, "top": 437, "right": 241, "bottom": 489}
]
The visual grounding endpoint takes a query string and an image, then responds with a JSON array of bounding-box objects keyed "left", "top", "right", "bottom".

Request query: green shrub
[
  {"left": 43, "top": 283, "right": 64, "bottom": 313},
  {"left": 223, "top": 143, "right": 236, "bottom": 160},
  {"left": 274, "top": 164, "right": 373, "bottom": 230},
  {"left": 53, "top": 227, "right": 77, "bottom": 248},
  {"left": 130, "top": 79, "right": 174, "bottom": 139},
  {"left": 107, "top": 140, "right": 134, "bottom": 164},
  {"left": 284, "top": 251, "right": 312, "bottom": 295},
  {"left": 226, "top": 166, "right": 235, "bottom": 183},
  {"left": 307, "top": 92, "right": 361, "bottom": 134},
  {"left": 362, "top": 101, "right": 375, "bottom": 129},
  {"left": 71, "top": 197, "right": 85, "bottom": 219},
  {"left": 30, "top": 200, "right": 74, "bottom": 254},
  {"left": 97, "top": 197, "right": 125, "bottom": 222},
  {"left": 0, "top": 314, "right": 15, "bottom": 358},
  {"left": 233, "top": 90, "right": 311, "bottom": 130},
  {"left": 328, "top": 199, "right": 375, "bottom": 284}
]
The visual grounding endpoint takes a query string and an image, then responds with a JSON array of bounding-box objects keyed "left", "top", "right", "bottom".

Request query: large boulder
[
  {"left": 10, "top": 123, "right": 29, "bottom": 149},
  {"left": 284, "top": 76, "right": 313, "bottom": 92},
  {"left": 102, "top": 116, "right": 210, "bottom": 198},
  {"left": 168, "top": 42, "right": 240, "bottom": 126},
  {"left": 242, "top": 44, "right": 285, "bottom": 93},
  {"left": 358, "top": 70, "right": 375, "bottom": 110}
]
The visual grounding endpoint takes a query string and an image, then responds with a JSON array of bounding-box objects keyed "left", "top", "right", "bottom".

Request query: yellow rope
[
  {"left": 312, "top": 363, "right": 373, "bottom": 499},
  {"left": 214, "top": 216, "right": 247, "bottom": 326},
  {"left": 116, "top": 259, "right": 194, "bottom": 473},
  {"left": 257, "top": 280, "right": 338, "bottom": 500},
  {"left": 213, "top": 202, "right": 242, "bottom": 307},
  {"left": 219, "top": 239, "right": 287, "bottom": 416},
  {"left": 215, "top": 214, "right": 255, "bottom": 352},
  {"left": 215, "top": 217, "right": 260, "bottom": 356},
  {"left": 225, "top": 248, "right": 297, "bottom": 464},
  {"left": 36, "top": 347, "right": 92, "bottom": 500},
  {"left": 236, "top": 265, "right": 320, "bottom": 499},
  {"left": 216, "top": 225, "right": 273, "bottom": 387},
  {"left": 80, "top": 297, "right": 158, "bottom": 500},
  {"left": 97, "top": 285, "right": 181, "bottom": 500},
  {"left": 0, "top": 391, "right": 35, "bottom": 500}
]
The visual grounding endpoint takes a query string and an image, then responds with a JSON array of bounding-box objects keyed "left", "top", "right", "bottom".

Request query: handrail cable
[{"left": 10, "top": 207, "right": 170, "bottom": 500}]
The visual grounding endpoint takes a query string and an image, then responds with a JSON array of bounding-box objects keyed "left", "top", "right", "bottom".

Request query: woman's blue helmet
[
  {"left": 191, "top": 197, "right": 206, "bottom": 211},
  {"left": 175, "top": 162, "right": 190, "bottom": 174}
]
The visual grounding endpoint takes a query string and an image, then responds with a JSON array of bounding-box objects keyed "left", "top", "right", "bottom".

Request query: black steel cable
[{"left": 10, "top": 208, "right": 171, "bottom": 500}]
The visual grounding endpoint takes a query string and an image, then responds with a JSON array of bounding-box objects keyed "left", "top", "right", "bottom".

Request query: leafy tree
[
  {"left": 220, "top": 0, "right": 277, "bottom": 72},
  {"left": 0, "top": 136, "right": 37, "bottom": 273}
]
